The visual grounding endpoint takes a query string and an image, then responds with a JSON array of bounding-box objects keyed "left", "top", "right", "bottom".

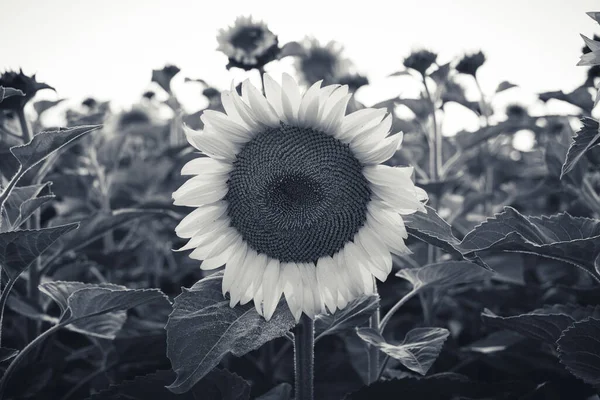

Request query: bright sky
[{"left": 1, "top": 0, "right": 599, "bottom": 134}]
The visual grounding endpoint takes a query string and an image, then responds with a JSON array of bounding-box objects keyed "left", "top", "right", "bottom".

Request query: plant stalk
[
  {"left": 293, "top": 314, "right": 314, "bottom": 400},
  {"left": 367, "top": 305, "right": 380, "bottom": 384}
]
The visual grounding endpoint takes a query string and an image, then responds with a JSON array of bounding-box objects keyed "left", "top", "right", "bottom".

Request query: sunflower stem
[
  {"left": 258, "top": 67, "right": 266, "bottom": 95},
  {"left": 367, "top": 306, "right": 380, "bottom": 384},
  {"left": 16, "top": 108, "right": 31, "bottom": 143},
  {"left": 293, "top": 314, "right": 314, "bottom": 400}
]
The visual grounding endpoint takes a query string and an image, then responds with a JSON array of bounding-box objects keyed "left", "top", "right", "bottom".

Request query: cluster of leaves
[{"left": 1, "top": 11, "right": 600, "bottom": 400}]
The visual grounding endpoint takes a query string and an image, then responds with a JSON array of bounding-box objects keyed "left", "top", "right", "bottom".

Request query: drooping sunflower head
[
  {"left": 295, "top": 38, "right": 352, "bottom": 86},
  {"left": 455, "top": 51, "right": 486, "bottom": 77},
  {"left": 0, "top": 69, "right": 54, "bottom": 111},
  {"left": 403, "top": 50, "right": 438, "bottom": 76},
  {"left": 217, "top": 16, "right": 280, "bottom": 71},
  {"left": 173, "top": 74, "right": 427, "bottom": 322}
]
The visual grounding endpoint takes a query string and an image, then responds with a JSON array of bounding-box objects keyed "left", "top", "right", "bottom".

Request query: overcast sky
[{"left": 2, "top": 0, "right": 599, "bottom": 134}]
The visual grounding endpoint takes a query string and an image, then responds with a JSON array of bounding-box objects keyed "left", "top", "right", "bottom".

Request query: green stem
[
  {"left": 422, "top": 74, "right": 440, "bottom": 182},
  {"left": 367, "top": 306, "right": 380, "bottom": 384},
  {"left": 16, "top": 108, "right": 31, "bottom": 143},
  {"left": 258, "top": 67, "right": 266, "bottom": 95},
  {"left": 0, "top": 321, "right": 65, "bottom": 397},
  {"left": 379, "top": 289, "right": 417, "bottom": 333},
  {"left": 0, "top": 278, "right": 17, "bottom": 346},
  {"left": 293, "top": 315, "right": 314, "bottom": 400},
  {"left": 0, "top": 167, "right": 23, "bottom": 212}
]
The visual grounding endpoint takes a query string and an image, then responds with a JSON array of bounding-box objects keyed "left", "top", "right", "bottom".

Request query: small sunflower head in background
[
  {"left": 337, "top": 73, "right": 369, "bottom": 93},
  {"left": 403, "top": 50, "right": 437, "bottom": 76},
  {"left": 455, "top": 51, "right": 486, "bottom": 77},
  {"left": 505, "top": 104, "right": 528, "bottom": 120},
  {"left": 173, "top": 74, "right": 428, "bottom": 322},
  {"left": 217, "top": 16, "right": 280, "bottom": 71},
  {"left": 295, "top": 38, "right": 352, "bottom": 86},
  {"left": 0, "top": 69, "right": 54, "bottom": 111}
]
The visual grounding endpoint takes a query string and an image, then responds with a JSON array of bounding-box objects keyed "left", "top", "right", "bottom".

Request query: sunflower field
[{"left": 1, "top": 8, "right": 600, "bottom": 400}]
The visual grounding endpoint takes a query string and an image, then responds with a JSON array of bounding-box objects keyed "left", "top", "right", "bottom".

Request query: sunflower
[
  {"left": 173, "top": 74, "right": 427, "bottom": 322},
  {"left": 0, "top": 69, "right": 54, "bottom": 111},
  {"left": 217, "top": 16, "right": 279, "bottom": 71},
  {"left": 295, "top": 38, "right": 352, "bottom": 86}
]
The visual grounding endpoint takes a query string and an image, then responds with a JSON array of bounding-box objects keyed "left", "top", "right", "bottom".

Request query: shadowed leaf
[
  {"left": 0, "top": 348, "right": 18, "bottom": 363},
  {"left": 85, "top": 369, "right": 250, "bottom": 400},
  {"left": 482, "top": 305, "right": 600, "bottom": 344},
  {"left": 166, "top": 272, "right": 295, "bottom": 393},
  {"left": 496, "top": 81, "right": 517, "bottom": 93},
  {"left": 315, "top": 294, "right": 379, "bottom": 341},
  {"left": 0, "top": 87, "right": 24, "bottom": 103},
  {"left": 460, "top": 207, "right": 600, "bottom": 279},
  {"left": 33, "top": 99, "right": 65, "bottom": 116},
  {"left": 0, "top": 223, "right": 78, "bottom": 280},
  {"left": 10, "top": 125, "right": 101, "bottom": 173},
  {"left": 396, "top": 261, "right": 492, "bottom": 293},
  {"left": 356, "top": 327, "right": 449, "bottom": 375},
  {"left": 2, "top": 182, "right": 54, "bottom": 231},
  {"left": 561, "top": 118, "right": 600, "bottom": 178},
  {"left": 558, "top": 317, "right": 600, "bottom": 387}
]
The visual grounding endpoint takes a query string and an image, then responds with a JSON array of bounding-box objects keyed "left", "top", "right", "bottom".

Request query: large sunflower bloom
[
  {"left": 173, "top": 74, "right": 427, "bottom": 322},
  {"left": 217, "top": 16, "right": 279, "bottom": 71}
]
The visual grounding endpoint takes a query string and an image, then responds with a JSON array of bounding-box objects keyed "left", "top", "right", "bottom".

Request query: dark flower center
[
  {"left": 230, "top": 27, "right": 265, "bottom": 52},
  {"left": 301, "top": 49, "right": 338, "bottom": 84},
  {"left": 226, "top": 124, "right": 371, "bottom": 263}
]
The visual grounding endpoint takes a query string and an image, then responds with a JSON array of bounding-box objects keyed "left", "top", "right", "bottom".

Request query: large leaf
[
  {"left": 166, "top": 272, "right": 296, "bottom": 393},
  {"left": 315, "top": 294, "right": 379, "bottom": 341},
  {"left": 561, "top": 118, "right": 600, "bottom": 178},
  {"left": 10, "top": 125, "right": 101, "bottom": 173},
  {"left": 396, "top": 261, "right": 492, "bottom": 293},
  {"left": 85, "top": 369, "right": 250, "bottom": 400},
  {"left": 344, "top": 373, "right": 534, "bottom": 400},
  {"left": 356, "top": 327, "right": 449, "bottom": 375},
  {"left": 64, "top": 285, "right": 169, "bottom": 339},
  {"left": 33, "top": 99, "right": 65, "bottom": 116},
  {"left": 460, "top": 207, "right": 600, "bottom": 279},
  {"left": 1, "top": 182, "right": 54, "bottom": 231},
  {"left": 40, "top": 281, "right": 130, "bottom": 339},
  {"left": 558, "top": 317, "right": 600, "bottom": 387},
  {"left": 0, "top": 223, "right": 78, "bottom": 280},
  {"left": 482, "top": 305, "right": 600, "bottom": 344},
  {"left": 403, "top": 206, "right": 463, "bottom": 258},
  {"left": 0, "top": 87, "right": 24, "bottom": 103}
]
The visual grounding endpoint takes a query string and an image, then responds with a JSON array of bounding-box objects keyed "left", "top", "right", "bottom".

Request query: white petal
[
  {"left": 350, "top": 114, "right": 393, "bottom": 147},
  {"left": 222, "top": 241, "right": 248, "bottom": 296},
  {"left": 316, "top": 256, "right": 338, "bottom": 314},
  {"left": 298, "top": 263, "right": 316, "bottom": 318},
  {"left": 228, "top": 83, "right": 265, "bottom": 132},
  {"left": 282, "top": 262, "right": 303, "bottom": 322},
  {"left": 184, "top": 125, "right": 239, "bottom": 161},
  {"left": 322, "top": 94, "right": 352, "bottom": 136},
  {"left": 253, "top": 284, "right": 264, "bottom": 316},
  {"left": 281, "top": 73, "right": 301, "bottom": 125},
  {"left": 181, "top": 157, "right": 233, "bottom": 176},
  {"left": 322, "top": 85, "right": 349, "bottom": 120},
  {"left": 175, "top": 202, "right": 228, "bottom": 238},
  {"left": 172, "top": 178, "right": 228, "bottom": 207},
  {"left": 263, "top": 74, "right": 284, "bottom": 119},
  {"left": 230, "top": 248, "right": 258, "bottom": 307},
  {"left": 242, "top": 252, "right": 268, "bottom": 305},
  {"left": 203, "top": 228, "right": 240, "bottom": 259},
  {"left": 201, "top": 110, "right": 252, "bottom": 143},
  {"left": 242, "top": 79, "right": 280, "bottom": 127},
  {"left": 338, "top": 108, "right": 387, "bottom": 143},
  {"left": 354, "top": 132, "right": 403, "bottom": 165},
  {"left": 298, "top": 80, "right": 323, "bottom": 127},
  {"left": 355, "top": 226, "right": 392, "bottom": 281},
  {"left": 262, "top": 259, "right": 283, "bottom": 321}
]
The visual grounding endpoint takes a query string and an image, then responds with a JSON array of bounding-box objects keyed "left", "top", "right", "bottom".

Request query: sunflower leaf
[
  {"left": 0, "top": 348, "right": 18, "bottom": 363},
  {"left": 495, "top": 81, "right": 517, "bottom": 93},
  {"left": 315, "top": 294, "right": 379, "bottom": 341},
  {"left": 58, "top": 284, "right": 169, "bottom": 340},
  {"left": 0, "top": 223, "right": 78, "bottom": 280},
  {"left": 1, "top": 182, "right": 54, "bottom": 232},
  {"left": 84, "top": 369, "right": 250, "bottom": 400},
  {"left": 0, "top": 87, "right": 25, "bottom": 103},
  {"left": 396, "top": 261, "right": 492, "bottom": 293},
  {"left": 460, "top": 207, "right": 600, "bottom": 279},
  {"left": 10, "top": 125, "right": 101, "bottom": 174},
  {"left": 561, "top": 118, "right": 600, "bottom": 178},
  {"left": 166, "top": 272, "right": 296, "bottom": 394},
  {"left": 356, "top": 327, "right": 449, "bottom": 375},
  {"left": 557, "top": 317, "right": 600, "bottom": 387},
  {"left": 33, "top": 98, "right": 65, "bottom": 116},
  {"left": 482, "top": 305, "right": 600, "bottom": 345},
  {"left": 278, "top": 41, "right": 305, "bottom": 59}
]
